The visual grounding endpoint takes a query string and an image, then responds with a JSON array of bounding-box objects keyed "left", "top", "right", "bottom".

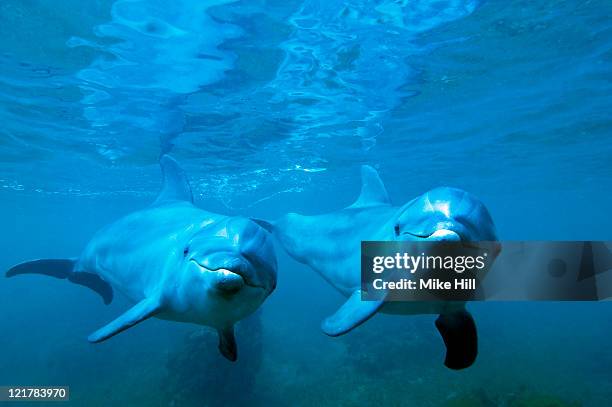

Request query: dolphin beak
[
  {"left": 427, "top": 229, "right": 461, "bottom": 242},
  {"left": 399, "top": 229, "right": 460, "bottom": 242},
  {"left": 190, "top": 258, "right": 264, "bottom": 290},
  {"left": 214, "top": 268, "right": 245, "bottom": 293},
  {"left": 427, "top": 229, "right": 501, "bottom": 259},
  {"left": 402, "top": 229, "right": 492, "bottom": 253},
  {"left": 190, "top": 260, "right": 245, "bottom": 293}
]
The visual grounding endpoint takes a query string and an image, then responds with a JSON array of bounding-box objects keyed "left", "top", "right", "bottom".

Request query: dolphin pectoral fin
[
  {"left": 348, "top": 165, "right": 391, "bottom": 208},
  {"left": 435, "top": 310, "right": 478, "bottom": 370},
  {"left": 6, "top": 259, "right": 113, "bottom": 305},
  {"left": 152, "top": 155, "right": 193, "bottom": 206},
  {"left": 217, "top": 326, "right": 237, "bottom": 362},
  {"left": 321, "top": 290, "right": 384, "bottom": 336},
  {"left": 88, "top": 297, "right": 162, "bottom": 343}
]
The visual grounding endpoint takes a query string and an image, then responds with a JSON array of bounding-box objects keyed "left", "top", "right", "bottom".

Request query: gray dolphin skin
[
  {"left": 256, "top": 166, "right": 500, "bottom": 369},
  {"left": 6, "top": 155, "right": 277, "bottom": 361}
]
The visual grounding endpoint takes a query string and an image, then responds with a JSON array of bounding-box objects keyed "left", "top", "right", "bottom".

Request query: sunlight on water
[
  {"left": 1, "top": 0, "right": 609, "bottom": 209},
  {"left": 0, "top": 0, "right": 490, "bottom": 204},
  {"left": 0, "top": 0, "right": 610, "bottom": 205}
]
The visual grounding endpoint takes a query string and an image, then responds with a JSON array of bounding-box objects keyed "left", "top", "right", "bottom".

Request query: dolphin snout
[
  {"left": 399, "top": 226, "right": 500, "bottom": 257},
  {"left": 399, "top": 229, "right": 460, "bottom": 240},
  {"left": 214, "top": 268, "right": 246, "bottom": 293},
  {"left": 427, "top": 229, "right": 461, "bottom": 242},
  {"left": 190, "top": 255, "right": 265, "bottom": 290}
]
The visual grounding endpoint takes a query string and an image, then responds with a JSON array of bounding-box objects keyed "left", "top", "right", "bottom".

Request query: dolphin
[
  {"left": 6, "top": 155, "right": 277, "bottom": 361},
  {"left": 255, "top": 166, "right": 500, "bottom": 369}
]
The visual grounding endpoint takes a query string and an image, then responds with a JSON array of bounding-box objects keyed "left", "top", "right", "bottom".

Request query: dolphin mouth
[
  {"left": 400, "top": 230, "right": 457, "bottom": 240},
  {"left": 190, "top": 259, "right": 265, "bottom": 290},
  {"left": 400, "top": 230, "right": 484, "bottom": 250},
  {"left": 400, "top": 231, "right": 432, "bottom": 239}
]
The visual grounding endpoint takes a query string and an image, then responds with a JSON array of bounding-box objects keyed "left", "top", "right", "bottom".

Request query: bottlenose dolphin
[
  {"left": 6, "top": 155, "right": 277, "bottom": 361},
  {"left": 256, "top": 166, "right": 500, "bottom": 369}
]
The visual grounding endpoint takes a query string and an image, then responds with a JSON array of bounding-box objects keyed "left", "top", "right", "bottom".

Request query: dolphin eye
[
  {"left": 183, "top": 247, "right": 190, "bottom": 257},
  {"left": 394, "top": 224, "right": 400, "bottom": 236}
]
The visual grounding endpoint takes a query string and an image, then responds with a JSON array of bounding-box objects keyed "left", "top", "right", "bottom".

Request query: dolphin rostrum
[
  {"left": 6, "top": 155, "right": 277, "bottom": 361},
  {"left": 255, "top": 165, "right": 500, "bottom": 369}
]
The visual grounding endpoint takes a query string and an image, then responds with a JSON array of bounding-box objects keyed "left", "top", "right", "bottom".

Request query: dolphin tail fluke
[
  {"left": 88, "top": 297, "right": 162, "bottom": 343},
  {"left": 321, "top": 290, "right": 385, "bottom": 336},
  {"left": 217, "top": 326, "right": 237, "bottom": 362},
  {"left": 435, "top": 310, "right": 478, "bottom": 370},
  {"left": 7, "top": 258, "right": 77, "bottom": 279},
  {"left": 6, "top": 259, "right": 113, "bottom": 305}
]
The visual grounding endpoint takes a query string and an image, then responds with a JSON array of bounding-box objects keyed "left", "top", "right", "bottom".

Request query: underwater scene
[{"left": 0, "top": 0, "right": 611, "bottom": 406}]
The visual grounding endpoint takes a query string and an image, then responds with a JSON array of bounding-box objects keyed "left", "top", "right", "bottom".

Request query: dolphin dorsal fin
[
  {"left": 349, "top": 165, "right": 391, "bottom": 208},
  {"left": 152, "top": 155, "right": 194, "bottom": 206},
  {"left": 251, "top": 218, "right": 275, "bottom": 233}
]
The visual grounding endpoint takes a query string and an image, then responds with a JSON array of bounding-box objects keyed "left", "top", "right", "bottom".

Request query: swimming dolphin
[
  {"left": 6, "top": 155, "right": 277, "bottom": 361},
  {"left": 256, "top": 166, "right": 500, "bottom": 369}
]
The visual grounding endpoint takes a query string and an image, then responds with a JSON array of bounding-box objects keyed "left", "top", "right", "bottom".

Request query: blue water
[{"left": 0, "top": 0, "right": 611, "bottom": 405}]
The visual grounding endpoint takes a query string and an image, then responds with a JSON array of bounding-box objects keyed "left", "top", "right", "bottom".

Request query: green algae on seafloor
[
  {"left": 445, "top": 395, "right": 487, "bottom": 407},
  {"left": 509, "top": 394, "right": 581, "bottom": 407},
  {"left": 445, "top": 391, "right": 581, "bottom": 407}
]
